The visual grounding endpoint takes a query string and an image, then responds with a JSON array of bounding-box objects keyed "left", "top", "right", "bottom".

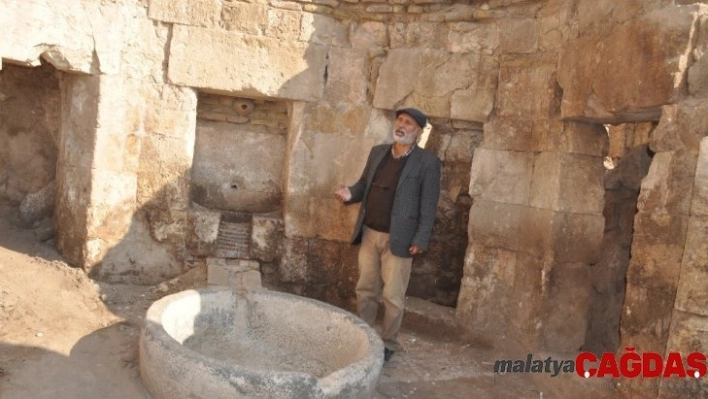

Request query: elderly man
[{"left": 335, "top": 108, "right": 441, "bottom": 362}]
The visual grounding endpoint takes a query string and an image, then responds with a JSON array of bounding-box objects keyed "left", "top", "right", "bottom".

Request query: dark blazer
[{"left": 346, "top": 144, "right": 441, "bottom": 258}]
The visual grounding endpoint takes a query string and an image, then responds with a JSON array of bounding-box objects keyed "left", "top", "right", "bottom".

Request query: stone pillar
[
  {"left": 55, "top": 74, "right": 100, "bottom": 265},
  {"left": 55, "top": 74, "right": 140, "bottom": 273},
  {"left": 660, "top": 137, "right": 708, "bottom": 398},
  {"left": 456, "top": 55, "right": 608, "bottom": 352},
  {"left": 618, "top": 101, "right": 708, "bottom": 398}
]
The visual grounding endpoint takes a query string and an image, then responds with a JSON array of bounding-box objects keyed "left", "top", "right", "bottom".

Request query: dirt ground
[{"left": 0, "top": 202, "right": 618, "bottom": 399}]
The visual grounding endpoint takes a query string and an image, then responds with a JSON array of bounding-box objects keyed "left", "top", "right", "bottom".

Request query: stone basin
[{"left": 139, "top": 288, "right": 384, "bottom": 399}]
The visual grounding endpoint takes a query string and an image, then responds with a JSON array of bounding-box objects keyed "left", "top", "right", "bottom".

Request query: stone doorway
[
  {"left": 0, "top": 62, "right": 60, "bottom": 234},
  {"left": 407, "top": 119, "right": 483, "bottom": 307},
  {"left": 583, "top": 122, "right": 655, "bottom": 353}
]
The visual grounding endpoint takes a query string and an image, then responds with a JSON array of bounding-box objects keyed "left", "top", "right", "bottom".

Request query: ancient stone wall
[
  {"left": 2, "top": 1, "right": 708, "bottom": 397},
  {"left": 555, "top": 3, "right": 708, "bottom": 398}
]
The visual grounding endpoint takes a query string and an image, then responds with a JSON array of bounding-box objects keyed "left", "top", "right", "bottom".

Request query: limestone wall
[{"left": 2, "top": 1, "right": 708, "bottom": 397}]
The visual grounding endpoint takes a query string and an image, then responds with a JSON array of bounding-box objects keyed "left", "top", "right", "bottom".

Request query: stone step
[{"left": 401, "top": 296, "right": 463, "bottom": 340}]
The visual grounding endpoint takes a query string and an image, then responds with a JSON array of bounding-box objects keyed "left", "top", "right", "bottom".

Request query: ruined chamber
[{"left": 139, "top": 288, "right": 384, "bottom": 399}]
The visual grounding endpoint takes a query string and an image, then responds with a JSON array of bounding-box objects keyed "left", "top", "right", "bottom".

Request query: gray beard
[{"left": 393, "top": 131, "right": 416, "bottom": 145}]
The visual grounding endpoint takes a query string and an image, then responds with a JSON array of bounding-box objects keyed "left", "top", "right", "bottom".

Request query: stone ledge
[{"left": 401, "top": 296, "right": 462, "bottom": 339}]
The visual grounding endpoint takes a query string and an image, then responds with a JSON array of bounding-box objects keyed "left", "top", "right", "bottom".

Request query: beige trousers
[{"left": 355, "top": 226, "right": 412, "bottom": 350}]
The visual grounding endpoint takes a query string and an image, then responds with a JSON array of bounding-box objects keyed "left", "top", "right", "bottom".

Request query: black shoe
[{"left": 384, "top": 348, "right": 395, "bottom": 362}]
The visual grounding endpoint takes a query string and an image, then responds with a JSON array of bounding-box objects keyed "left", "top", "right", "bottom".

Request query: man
[{"left": 335, "top": 108, "right": 441, "bottom": 362}]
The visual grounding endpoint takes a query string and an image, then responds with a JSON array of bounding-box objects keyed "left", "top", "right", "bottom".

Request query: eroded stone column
[
  {"left": 55, "top": 74, "right": 100, "bottom": 266},
  {"left": 456, "top": 54, "right": 608, "bottom": 352},
  {"left": 618, "top": 101, "right": 708, "bottom": 398}
]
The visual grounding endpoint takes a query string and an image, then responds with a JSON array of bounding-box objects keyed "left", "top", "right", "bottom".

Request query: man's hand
[
  {"left": 335, "top": 184, "right": 352, "bottom": 202},
  {"left": 409, "top": 245, "right": 423, "bottom": 255}
]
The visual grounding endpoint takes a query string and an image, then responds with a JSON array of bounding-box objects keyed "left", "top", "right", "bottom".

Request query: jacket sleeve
[{"left": 411, "top": 156, "right": 442, "bottom": 250}]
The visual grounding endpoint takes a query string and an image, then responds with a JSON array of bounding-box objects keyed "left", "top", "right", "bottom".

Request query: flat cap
[{"left": 395, "top": 108, "right": 427, "bottom": 128}]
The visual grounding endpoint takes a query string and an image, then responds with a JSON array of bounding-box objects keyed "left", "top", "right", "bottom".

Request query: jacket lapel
[
  {"left": 396, "top": 146, "right": 420, "bottom": 190},
  {"left": 368, "top": 146, "right": 389, "bottom": 183}
]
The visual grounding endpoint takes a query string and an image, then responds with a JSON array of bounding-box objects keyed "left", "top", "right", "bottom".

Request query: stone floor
[
  {"left": 376, "top": 298, "right": 619, "bottom": 399},
  {"left": 0, "top": 206, "right": 618, "bottom": 399}
]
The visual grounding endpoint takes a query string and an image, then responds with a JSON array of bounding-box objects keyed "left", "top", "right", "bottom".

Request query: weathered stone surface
[
  {"left": 481, "top": 116, "right": 536, "bottom": 152},
  {"left": 559, "top": 6, "right": 703, "bottom": 123},
  {"left": 484, "top": 116, "right": 605, "bottom": 156},
  {"left": 392, "top": 22, "right": 448, "bottom": 50},
  {"left": 19, "top": 181, "right": 56, "bottom": 224},
  {"left": 0, "top": 0, "right": 125, "bottom": 74},
  {"left": 168, "top": 26, "right": 327, "bottom": 102},
  {"left": 191, "top": 121, "right": 286, "bottom": 213},
  {"left": 537, "top": 0, "right": 574, "bottom": 51},
  {"left": 495, "top": 54, "right": 560, "bottom": 120},
  {"left": 468, "top": 200, "right": 524, "bottom": 251},
  {"left": 651, "top": 100, "right": 708, "bottom": 153},
  {"left": 250, "top": 213, "right": 283, "bottom": 263},
  {"left": 449, "top": 81, "right": 496, "bottom": 123},
  {"left": 373, "top": 48, "right": 497, "bottom": 122},
  {"left": 469, "top": 149, "right": 533, "bottom": 206},
  {"left": 607, "top": 123, "right": 653, "bottom": 160},
  {"left": 456, "top": 243, "right": 519, "bottom": 336},
  {"left": 660, "top": 311, "right": 708, "bottom": 398},
  {"left": 674, "top": 216, "right": 708, "bottom": 316},
  {"left": 529, "top": 152, "right": 605, "bottom": 214},
  {"left": 499, "top": 18, "right": 538, "bottom": 54},
  {"left": 626, "top": 213, "right": 687, "bottom": 291},
  {"left": 266, "top": 7, "right": 302, "bottom": 40},
  {"left": 300, "top": 239, "right": 359, "bottom": 310},
  {"left": 118, "top": 14, "right": 171, "bottom": 81},
  {"left": 620, "top": 282, "right": 676, "bottom": 353},
  {"left": 148, "top": 0, "right": 221, "bottom": 27},
  {"left": 688, "top": 15, "right": 708, "bottom": 98},
  {"left": 637, "top": 150, "right": 698, "bottom": 216},
  {"left": 186, "top": 207, "right": 221, "bottom": 257},
  {"left": 221, "top": 2, "right": 267, "bottom": 34},
  {"left": 91, "top": 212, "right": 185, "bottom": 284},
  {"left": 538, "top": 262, "right": 592, "bottom": 351},
  {"left": 436, "top": 129, "right": 480, "bottom": 163},
  {"left": 87, "top": 169, "right": 137, "bottom": 240},
  {"left": 279, "top": 238, "right": 309, "bottom": 284},
  {"left": 285, "top": 195, "right": 360, "bottom": 241},
  {"left": 55, "top": 74, "right": 100, "bottom": 268},
  {"left": 207, "top": 258, "right": 262, "bottom": 289},
  {"left": 287, "top": 127, "right": 373, "bottom": 197},
  {"left": 447, "top": 22, "right": 499, "bottom": 54},
  {"left": 350, "top": 21, "right": 388, "bottom": 49},
  {"left": 323, "top": 48, "right": 369, "bottom": 105},
  {"left": 532, "top": 120, "right": 608, "bottom": 156},
  {"left": 299, "top": 12, "right": 349, "bottom": 46},
  {"left": 693, "top": 137, "right": 708, "bottom": 216},
  {"left": 518, "top": 208, "right": 604, "bottom": 264}
]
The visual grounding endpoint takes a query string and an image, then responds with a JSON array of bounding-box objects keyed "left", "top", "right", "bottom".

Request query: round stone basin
[{"left": 139, "top": 288, "right": 384, "bottom": 399}]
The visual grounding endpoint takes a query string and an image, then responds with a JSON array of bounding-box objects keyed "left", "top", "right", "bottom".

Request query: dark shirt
[{"left": 364, "top": 149, "right": 409, "bottom": 232}]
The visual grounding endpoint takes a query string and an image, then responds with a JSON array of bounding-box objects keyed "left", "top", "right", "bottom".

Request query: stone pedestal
[{"left": 207, "top": 258, "right": 262, "bottom": 290}]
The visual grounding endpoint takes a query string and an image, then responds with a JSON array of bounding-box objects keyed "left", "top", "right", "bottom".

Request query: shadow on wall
[{"left": 87, "top": 170, "right": 196, "bottom": 285}]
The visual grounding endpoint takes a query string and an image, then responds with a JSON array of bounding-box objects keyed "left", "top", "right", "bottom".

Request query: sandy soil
[
  {"left": 0, "top": 203, "right": 200, "bottom": 399},
  {"left": 0, "top": 202, "right": 617, "bottom": 399}
]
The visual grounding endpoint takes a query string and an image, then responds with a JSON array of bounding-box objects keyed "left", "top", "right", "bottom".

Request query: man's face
[{"left": 393, "top": 113, "right": 421, "bottom": 145}]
